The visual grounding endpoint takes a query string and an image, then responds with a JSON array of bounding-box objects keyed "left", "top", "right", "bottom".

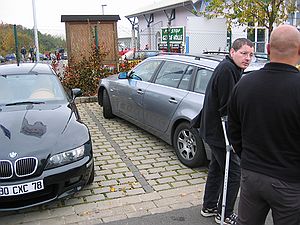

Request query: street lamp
[
  {"left": 32, "top": 0, "right": 40, "bottom": 62},
  {"left": 101, "top": 4, "right": 107, "bottom": 15}
]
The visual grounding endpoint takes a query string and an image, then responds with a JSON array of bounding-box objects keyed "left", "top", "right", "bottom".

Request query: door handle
[
  {"left": 137, "top": 89, "right": 144, "bottom": 95},
  {"left": 168, "top": 97, "right": 178, "bottom": 104}
]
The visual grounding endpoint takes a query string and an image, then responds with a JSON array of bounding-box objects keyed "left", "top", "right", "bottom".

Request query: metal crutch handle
[{"left": 220, "top": 116, "right": 232, "bottom": 225}]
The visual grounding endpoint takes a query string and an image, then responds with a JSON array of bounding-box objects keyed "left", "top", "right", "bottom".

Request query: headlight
[{"left": 46, "top": 145, "right": 85, "bottom": 169}]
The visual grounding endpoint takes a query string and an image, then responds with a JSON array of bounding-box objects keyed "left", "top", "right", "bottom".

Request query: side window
[
  {"left": 132, "top": 60, "right": 162, "bottom": 82},
  {"left": 178, "top": 66, "right": 194, "bottom": 90},
  {"left": 194, "top": 69, "right": 213, "bottom": 94},
  {"left": 154, "top": 61, "right": 188, "bottom": 88}
]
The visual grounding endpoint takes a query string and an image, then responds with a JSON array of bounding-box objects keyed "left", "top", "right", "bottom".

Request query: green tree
[
  {"left": 0, "top": 22, "right": 66, "bottom": 56},
  {"left": 200, "top": 0, "right": 297, "bottom": 36}
]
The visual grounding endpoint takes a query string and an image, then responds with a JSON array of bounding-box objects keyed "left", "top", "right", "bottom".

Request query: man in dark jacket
[
  {"left": 20, "top": 46, "right": 27, "bottom": 62},
  {"left": 199, "top": 38, "right": 254, "bottom": 225},
  {"left": 228, "top": 25, "right": 300, "bottom": 225}
]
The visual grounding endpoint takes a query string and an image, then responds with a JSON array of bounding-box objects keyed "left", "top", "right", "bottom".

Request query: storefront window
[{"left": 247, "top": 25, "right": 266, "bottom": 53}]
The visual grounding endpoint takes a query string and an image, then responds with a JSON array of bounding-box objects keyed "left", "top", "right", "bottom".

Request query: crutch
[{"left": 220, "top": 116, "right": 232, "bottom": 225}]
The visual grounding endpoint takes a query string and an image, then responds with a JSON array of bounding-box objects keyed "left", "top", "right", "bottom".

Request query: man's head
[
  {"left": 267, "top": 24, "right": 300, "bottom": 66},
  {"left": 230, "top": 38, "right": 254, "bottom": 69}
]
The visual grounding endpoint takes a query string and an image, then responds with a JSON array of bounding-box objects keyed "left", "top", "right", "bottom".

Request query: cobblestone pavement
[{"left": 0, "top": 102, "right": 208, "bottom": 225}]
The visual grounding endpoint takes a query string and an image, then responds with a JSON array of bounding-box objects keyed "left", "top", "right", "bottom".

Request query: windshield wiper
[{"left": 5, "top": 101, "right": 45, "bottom": 106}]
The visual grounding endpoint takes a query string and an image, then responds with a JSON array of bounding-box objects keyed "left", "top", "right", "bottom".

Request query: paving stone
[
  {"left": 85, "top": 194, "right": 106, "bottom": 202},
  {"left": 132, "top": 201, "right": 156, "bottom": 211},
  {"left": 171, "top": 181, "right": 189, "bottom": 188},
  {"left": 143, "top": 173, "right": 161, "bottom": 180},
  {"left": 64, "top": 213, "right": 93, "bottom": 224},
  {"left": 157, "top": 177, "right": 176, "bottom": 184},
  {"left": 22, "top": 210, "right": 52, "bottom": 222},
  {"left": 127, "top": 210, "right": 151, "bottom": 218},
  {"left": 148, "top": 180, "right": 158, "bottom": 186},
  {"left": 136, "top": 164, "right": 153, "bottom": 170},
  {"left": 165, "top": 165, "right": 182, "bottom": 171},
  {"left": 149, "top": 206, "right": 172, "bottom": 214},
  {"left": 140, "top": 159, "right": 156, "bottom": 164},
  {"left": 169, "top": 202, "right": 193, "bottom": 210},
  {"left": 147, "top": 167, "right": 166, "bottom": 173},
  {"left": 177, "top": 168, "right": 195, "bottom": 174},
  {"left": 36, "top": 217, "right": 66, "bottom": 225},
  {"left": 73, "top": 190, "right": 93, "bottom": 197},
  {"left": 118, "top": 177, "right": 137, "bottom": 184},
  {"left": 73, "top": 203, "right": 98, "bottom": 214},
  {"left": 124, "top": 171, "right": 134, "bottom": 177},
  {"left": 174, "top": 174, "right": 192, "bottom": 181},
  {"left": 160, "top": 171, "right": 178, "bottom": 177},
  {"left": 64, "top": 198, "right": 85, "bottom": 206},
  {"left": 102, "top": 214, "right": 127, "bottom": 223},
  {"left": 152, "top": 184, "right": 172, "bottom": 191},
  {"left": 125, "top": 188, "right": 145, "bottom": 196},
  {"left": 100, "top": 180, "right": 119, "bottom": 187},
  {"left": 106, "top": 173, "right": 124, "bottom": 180},
  {"left": 106, "top": 191, "right": 126, "bottom": 199},
  {"left": 130, "top": 156, "right": 146, "bottom": 161}
]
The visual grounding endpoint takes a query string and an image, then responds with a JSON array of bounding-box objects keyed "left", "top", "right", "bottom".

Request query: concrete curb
[{"left": 75, "top": 96, "right": 98, "bottom": 103}]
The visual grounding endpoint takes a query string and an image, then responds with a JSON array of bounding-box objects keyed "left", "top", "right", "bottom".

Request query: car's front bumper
[{"left": 0, "top": 156, "right": 94, "bottom": 211}]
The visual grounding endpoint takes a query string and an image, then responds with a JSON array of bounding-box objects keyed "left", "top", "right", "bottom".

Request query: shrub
[
  {"left": 53, "top": 45, "right": 115, "bottom": 96},
  {"left": 119, "top": 59, "right": 141, "bottom": 72}
]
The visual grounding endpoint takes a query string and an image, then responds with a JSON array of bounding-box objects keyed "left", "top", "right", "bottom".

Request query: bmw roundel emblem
[{"left": 9, "top": 152, "right": 18, "bottom": 159}]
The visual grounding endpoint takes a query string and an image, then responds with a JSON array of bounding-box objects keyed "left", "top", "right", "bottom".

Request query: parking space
[{"left": 0, "top": 102, "right": 208, "bottom": 225}]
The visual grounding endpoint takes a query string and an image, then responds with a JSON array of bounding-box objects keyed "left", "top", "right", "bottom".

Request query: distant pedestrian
[
  {"left": 228, "top": 24, "right": 300, "bottom": 225},
  {"left": 20, "top": 47, "right": 27, "bottom": 62},
  {"left": 56, "top": 51, "right": 60, "bottom": 61},
  {"left": 29, "top": 46, "right": 35, "bottom": 62}
]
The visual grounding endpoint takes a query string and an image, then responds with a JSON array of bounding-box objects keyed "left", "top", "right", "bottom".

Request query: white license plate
[{"left": 0, "top": 180, "right": 44, "bottom": 197}]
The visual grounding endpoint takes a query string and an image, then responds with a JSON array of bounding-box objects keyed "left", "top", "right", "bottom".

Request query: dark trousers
[
  {"left": 237, "top": 169, "right": 300, "bottom": 225},
  {"left": 203, "top": 145, "right": 241, "bottom": 217}
]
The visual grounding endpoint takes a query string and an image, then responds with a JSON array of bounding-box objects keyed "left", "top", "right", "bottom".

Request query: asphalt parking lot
[{"left": 0, "top": 101, "right": 208, "bottom": 225}]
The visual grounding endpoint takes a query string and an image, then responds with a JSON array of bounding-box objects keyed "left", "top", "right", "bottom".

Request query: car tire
[
  {"left": 103, "top": 89, "right": 114, "bottom": 119},
  {"left": 173, "top": 122, "right": 207, "bottom": 168},
  {"left": 87, "top": 163, "right": 94, "bottom": 184}
]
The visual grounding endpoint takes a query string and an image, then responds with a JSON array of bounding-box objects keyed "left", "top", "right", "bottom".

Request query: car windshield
[{"left": 0, "top": 73, "right": 67, "bottom": 105}]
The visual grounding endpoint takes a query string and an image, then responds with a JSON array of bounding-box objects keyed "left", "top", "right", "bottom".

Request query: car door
[
  {"left": 143, "top": 61, "right": 194, "bottom": 132},
  {"left": 117, "top": 60, "right": 162, "bottom": 122}
]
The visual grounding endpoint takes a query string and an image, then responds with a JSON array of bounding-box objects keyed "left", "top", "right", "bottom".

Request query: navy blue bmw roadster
[{"left": 0, "top": 63, "right": 94, "bottom": 211}]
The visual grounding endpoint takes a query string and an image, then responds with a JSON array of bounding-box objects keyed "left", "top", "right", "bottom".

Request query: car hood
[{"left": 0, "top": 103, "right": 89, "bottom": 159}]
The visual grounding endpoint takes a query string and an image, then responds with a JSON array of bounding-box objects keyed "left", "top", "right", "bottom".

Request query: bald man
[{"left": 227, "top": 24, "right": 300, "bottom": 225}]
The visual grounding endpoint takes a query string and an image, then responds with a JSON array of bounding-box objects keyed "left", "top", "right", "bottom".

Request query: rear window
[
  {"left": 154, "top": 61, "right": 189, "bottom": 88},
  {"left": 193, "top": 69, "right": 213, "bottom": 94}
]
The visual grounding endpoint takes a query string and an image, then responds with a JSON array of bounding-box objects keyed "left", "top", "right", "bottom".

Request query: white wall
[
  {"left": 138, "top": 6, "right": 195, "bottom": 50},
  {"left": 231, "top": 24, "right": 247, "bottom": 41},
  {"left": 186, "top": 17, "right": 227, "bottom": 54}
]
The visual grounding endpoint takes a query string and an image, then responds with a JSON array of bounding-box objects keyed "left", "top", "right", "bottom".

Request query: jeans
[
  {"left": 203, "top": 145, "right": 241, "bottom": 217},
  {"left": 237, "top": 169, "right": 300, "bottom": 225}
]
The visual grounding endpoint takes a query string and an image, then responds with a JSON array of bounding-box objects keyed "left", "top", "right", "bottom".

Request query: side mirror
[
  {"left": 72, "top": 88, "right": 82, "bottom": 100},
  {"left": 118, "top": 72, "right": 128, "bottom": 79}
]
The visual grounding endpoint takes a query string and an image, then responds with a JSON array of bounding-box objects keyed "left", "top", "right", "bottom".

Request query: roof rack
[
  {"left": 157, "top": 52, "right": 223, "bottom": 63},
  {"left": 203, "top": 51, "right": 229, "bottom": 55},
  {"left": 204, "top": 51, "right": 269, "bottom": 60}
]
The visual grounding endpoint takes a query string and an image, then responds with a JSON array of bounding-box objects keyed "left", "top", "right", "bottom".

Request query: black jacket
[
  {"left": 228, "top": 62, "right": 300, "bottom": 182},
  {"left": 199, "top": 56, "right": 243, "bottom": 148}
]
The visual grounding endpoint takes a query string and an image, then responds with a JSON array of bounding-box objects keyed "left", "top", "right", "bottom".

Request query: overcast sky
[{"left": 0, "top": 0, "right": 158, "bottom": 38}]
